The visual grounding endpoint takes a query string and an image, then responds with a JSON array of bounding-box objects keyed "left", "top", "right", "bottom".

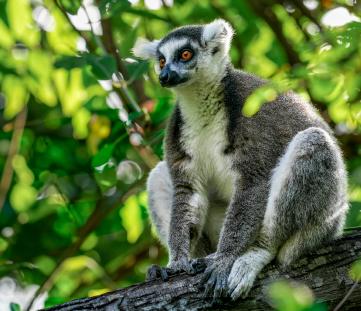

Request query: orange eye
[
  {"left": 181, "top": 50, "right": 193, "bottom": 61},
  {"left": 159, "top": 58, "right": 166, "bottom": 69}
]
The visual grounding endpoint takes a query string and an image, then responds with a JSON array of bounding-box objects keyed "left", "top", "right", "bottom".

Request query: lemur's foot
[
  {"left": 199, "top": 254, "right": 235, "bottom": 301},
  {"left": 146, "top": 258, "right": 205, "bottom": 282},
  {"left": 146, "top": 264, "right": 172, "bottom": 281},
  {"left": 168, "top": 257, "right": 202, "bottom": 275}
]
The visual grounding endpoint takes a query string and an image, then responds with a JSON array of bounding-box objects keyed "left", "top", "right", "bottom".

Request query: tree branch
[
  {"left": 248, "top": 0, "right": 301, "bottom": 66},
  {"left": 0, "top": 107, "right": 27, "bottom": 210},
  {"left": 44, "top": 230, "right": 361, "bottom": 310}
]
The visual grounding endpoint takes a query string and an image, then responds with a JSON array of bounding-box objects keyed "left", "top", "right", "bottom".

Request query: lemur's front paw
[
  {"left": 227, "top": 256, "right": 258, "bottom": 300},
  {"left": 201, "top": 254, "right": 235, "bottom": 300}
]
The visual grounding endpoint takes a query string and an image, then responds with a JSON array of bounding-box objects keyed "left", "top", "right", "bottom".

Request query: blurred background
[{"left": 0, "top": 0, "right": 360, "bottom": 310}]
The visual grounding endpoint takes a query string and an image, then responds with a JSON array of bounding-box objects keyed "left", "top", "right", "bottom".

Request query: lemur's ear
[
  {"left": 202, "top": 19, "right": 234, "bottom": 53},
  {"left": 132, "top": 38, "right": 160, "bottom": 59}
]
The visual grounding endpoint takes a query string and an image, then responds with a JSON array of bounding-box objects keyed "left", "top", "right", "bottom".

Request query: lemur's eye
[
  {"left": 180, "top": 50, "right": 193, "bottom": 61},
  {"left": 159, "top": 57, "right": 166, "bottom": 69}
]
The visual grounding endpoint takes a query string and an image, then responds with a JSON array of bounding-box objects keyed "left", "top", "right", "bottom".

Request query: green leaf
[
  {"left": 92, "top": 144, "right": 115, "bottom": 168},
  {"left": 55, "top": 54, "right": 116, "bottom": 80},
  {"left": 345, "top": 201, "right": 361, "bottom": 229},
  {"left": 59, "top": 0, "right": 82, "bottom": 14},
  {"left": 10, "top": 303, "right": 21, "bottom": 311},
  {"left": 125, "top": 60, "right": 149, "bottom": 82},
  {"left": 54, "top": 56, "right": 87, "bottom": 70},
  {"left": 98, "top": 0, "right": 131, "bottom": 17},
  {"left": 84, "top": 54, "right": 117, "bottom": 80}
]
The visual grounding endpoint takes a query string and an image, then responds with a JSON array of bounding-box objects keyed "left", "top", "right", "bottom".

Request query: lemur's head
[{"left": 133, "top": 19, "right": 233, "bottom": 89}]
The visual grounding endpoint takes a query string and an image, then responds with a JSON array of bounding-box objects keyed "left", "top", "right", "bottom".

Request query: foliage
[{"left": 0, "top": 0, "right": 360, "bottom": 310}]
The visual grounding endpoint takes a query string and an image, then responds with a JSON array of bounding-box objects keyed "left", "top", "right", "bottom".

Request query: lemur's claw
[
  {"left": 189, "top": 258, "right": 207, "bottom": 274},
  {"left": 159, "top": 267, "right": 170, "bottom": 281},
  {"left": 146, "top": 264, "right": 170, "bottom": 281},
  {"left": 146, "top": 264, "right": 159, "bottom": 281},
  {"left": 200, "top": 256, "right": 234, "bottom": 300}
]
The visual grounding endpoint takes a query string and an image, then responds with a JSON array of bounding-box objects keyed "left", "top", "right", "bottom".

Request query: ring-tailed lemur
[{"left": 133, "top": 19, "right": 348, "bottom": 301}]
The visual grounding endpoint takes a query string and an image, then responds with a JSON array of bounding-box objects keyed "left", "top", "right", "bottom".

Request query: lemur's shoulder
[
  {"left": 222, "top": 66, "right": 267, "bottom": 101},
  {"left": 223, "top": 66, "right": 329, "bottom": 127}
]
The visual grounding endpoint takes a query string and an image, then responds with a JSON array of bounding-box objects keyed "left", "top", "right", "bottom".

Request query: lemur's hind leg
[
  {"left": 228, "top": 127, "right": 348, "bottom": 300},
  {"left": 146, "top": 161, "right": 212, "bottom": 280}
]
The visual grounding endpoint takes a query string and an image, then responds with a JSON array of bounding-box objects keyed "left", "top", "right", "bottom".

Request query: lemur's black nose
[
  {"left": 159, "top": 65, "right": 181, "bottom": 87},
  {"left": 159, "top": 70, "right": 170, "bottom": 85}
]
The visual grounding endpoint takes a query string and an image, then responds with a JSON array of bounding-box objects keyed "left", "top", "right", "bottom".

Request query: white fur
[
  {"left": 228, "top": 247, "right": 274, "bottom": 300},
  {"left": 158, "top": 38, "right": 189, "bottom": 61},
  {"left": 176, "top": 79, "right": 235, "bottom": 203},
  {"left": 262, "top": 129, "right": 315, "bottom": 233},
  {"left": 263, "top": 127, "right": 337, "bottom": 234},
  {"left": 132, "top": 38, "right": 160, "bottom": 59},
  {"left": 146, "top": 161, "right": 172, "bottom": 244}
]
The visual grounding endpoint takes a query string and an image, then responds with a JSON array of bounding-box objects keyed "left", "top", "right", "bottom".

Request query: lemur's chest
[{"left": 180, "top": 109, "right": 235, "bottom": 201}]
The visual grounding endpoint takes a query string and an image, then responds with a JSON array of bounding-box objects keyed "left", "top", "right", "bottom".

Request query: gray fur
[{"left": 143, "top": 19, "right": 348, "bottom": 300}]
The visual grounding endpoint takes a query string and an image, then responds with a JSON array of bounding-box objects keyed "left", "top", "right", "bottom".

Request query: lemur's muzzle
[{"left": 159, "top": 65, "right": 187, "bottom": 87}]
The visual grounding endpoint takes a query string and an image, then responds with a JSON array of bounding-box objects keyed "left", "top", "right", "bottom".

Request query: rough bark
[{"left": 45, "top": 230, "right": 361, "bottom": 311}]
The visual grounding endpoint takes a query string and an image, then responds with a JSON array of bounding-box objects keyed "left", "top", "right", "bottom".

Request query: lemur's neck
[{"left": 174, "top": 63, "right": 230, "bottom": 126}]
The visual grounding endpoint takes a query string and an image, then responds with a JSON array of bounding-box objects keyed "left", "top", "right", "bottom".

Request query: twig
[
  {"left": 0, "top": 107, "right": 27, "bottom": 210},
  {"left": 333, "top": 281, "right": 359, "bottom": 311},
  {"left": 53, "top": 0, "right": 96, "bottom": 51}
]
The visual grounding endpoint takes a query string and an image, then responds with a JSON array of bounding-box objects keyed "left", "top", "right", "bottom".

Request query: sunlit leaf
[
  {"left": 2, "top": 75, "right": 28, "bottom": 119},
  {"left": 268, "top": 280, "right": 315, "bottom": 311},
  {"left": 46, "top": 6, "right": 78, "bottom": 54},
  {"left": 350, "top": 259, "right": 361, "bottom": 281},
  {"left": 72, "top": 108, "right": 91, "bottom": 139},
  {"left": 242, "top": 85, "right": 278, "bottom": 117},
  {"left": 7, "top": 0, "right": 40, "bottom": 47},
  {"left": 10, "top": 183, "right": 37, "bottom": 213},
  {"left": 0, "top": 19, "right": 14, "bottom": 48},
  {"left": 53, "top": 68, "right": 87, "bottom": 116},
  {"left": 120, "top": 195, "right": 144, "bottom": 243}
]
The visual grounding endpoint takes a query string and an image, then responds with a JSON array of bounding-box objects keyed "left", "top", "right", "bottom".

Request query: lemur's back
[{"left": 220, "top": 67, "right": 334, "bottom": 175}]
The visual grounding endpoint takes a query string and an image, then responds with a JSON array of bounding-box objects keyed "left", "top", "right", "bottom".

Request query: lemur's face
[
  {"left": 156, "top": 36, "right": 200, "bottom": 88},
  {"left": 133, "top": 19, "right": 234, "bottom": 89}
]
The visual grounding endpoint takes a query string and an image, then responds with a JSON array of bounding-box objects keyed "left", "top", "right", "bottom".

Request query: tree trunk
[{"left": 44, "top": 230, "right": 361, "bottom": 311}]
